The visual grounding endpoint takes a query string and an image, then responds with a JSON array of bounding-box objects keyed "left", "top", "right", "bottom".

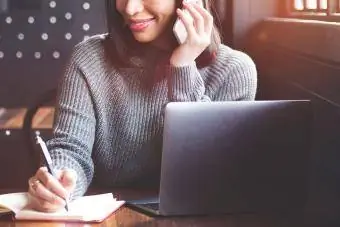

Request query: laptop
[{"left": 127, "top": 100, "right": 312, "bottom": 216}]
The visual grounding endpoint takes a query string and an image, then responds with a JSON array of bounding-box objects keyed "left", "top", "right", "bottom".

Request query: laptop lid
[{"left": 158, "top": 100, "right": 312, "bottom": 216}]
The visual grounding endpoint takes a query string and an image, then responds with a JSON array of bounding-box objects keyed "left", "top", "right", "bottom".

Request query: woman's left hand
[{"left": 170, "top": 2, "right": 214, "bottom": 67}]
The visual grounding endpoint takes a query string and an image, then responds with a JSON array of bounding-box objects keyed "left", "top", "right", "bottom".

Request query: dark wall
[
  {"left": 0, "top": 0, "right": 107, "bottom": 108},
  {"left": 246, "top": 18, "right": 340, "bottom": 223},
  {"left": 223, "top": 1, "right": 340, "bottom": 222},
  {"left": 212, "top": 0, "right": 233, "bottom": 45},
  {"left": 230, "top": 0, "right": 278, "bottom": 49},
  {"left": 0, "top": 1, "right": 107, "bottom": 189}
]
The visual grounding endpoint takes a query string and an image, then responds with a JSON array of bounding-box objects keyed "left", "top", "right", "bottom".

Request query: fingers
[
  {"left": 27, "top": 191, "right": 61, "bottom": 213},
  {"left": 183, "top": 3, "right": 205, "bottom": 34},
  {"left": 177, "top": 2, "right": 213, "bottom": 44},
  {"left": 182, "top": 3, "right": 213, "bottom": 34},
  {"left": 28, "top": 176, "right": 66, "bottom": 207},
  {"left": 27, "top": 167, "right": 74, "bottom": 213},
  {"left": 176, "top": 8, "right": 197, "bottom": 39},
  {"left": 35, "top": 167, "right": 68, "bottom": 200},
  {"left": 191, "top": 3, "right": 214, "bottom": 34},
  {"left": 170, "top": 2, "right": 212, "bottom": 66}
]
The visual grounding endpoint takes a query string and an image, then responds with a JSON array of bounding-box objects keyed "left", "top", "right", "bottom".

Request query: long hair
[{"left": 105, "top": 0, "right": 222, "bottom": 68}]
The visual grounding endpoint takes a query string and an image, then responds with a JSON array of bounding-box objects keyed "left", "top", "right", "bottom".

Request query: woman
[{"left": 27, "top": 0, "right": 257, "bottom": 212}]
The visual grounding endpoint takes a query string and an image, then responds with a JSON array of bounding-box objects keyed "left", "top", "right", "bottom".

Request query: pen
[{"left": 36, "top": 135, "right": 69, "bottom": 211}]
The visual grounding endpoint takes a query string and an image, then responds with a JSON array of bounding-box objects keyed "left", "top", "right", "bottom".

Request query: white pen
[{"left": 36, "top": 135, "right": 69, "bottom": 211}]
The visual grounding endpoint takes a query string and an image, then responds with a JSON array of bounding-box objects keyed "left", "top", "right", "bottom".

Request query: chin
[
  {"left": 132, "top": 34, "right": 156, "bottom": 43},
  {"left": 133, "top": 38, "right": 153, "bottom": 43}
]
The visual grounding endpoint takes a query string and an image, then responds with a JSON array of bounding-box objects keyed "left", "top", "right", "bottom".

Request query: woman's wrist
[{"left": 169, "top": 59, "right": 196, "bottom": 67}]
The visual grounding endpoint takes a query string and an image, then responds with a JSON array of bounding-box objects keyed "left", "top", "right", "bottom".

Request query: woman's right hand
[
  {"left": 27, "top": 167, "right": 77, "bottom": 212},
  {"left": 170, "top": 2, "right": 214, "bottom": 67}
]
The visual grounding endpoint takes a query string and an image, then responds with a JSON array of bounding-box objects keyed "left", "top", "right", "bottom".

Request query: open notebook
[{"left": 0, "top": 192, "right": 125, "bottom": 222}]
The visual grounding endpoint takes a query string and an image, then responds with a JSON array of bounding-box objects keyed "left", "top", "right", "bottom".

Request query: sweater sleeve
[
  {"left": 167, "top": 47, "right": 257, "bottom": 102},
  {"left": 166, "top": 62, "right": 211, "bottom": 102},
  {"left": 215, "top": 50, "right": 258, "bottom": 101},
  {"left": 46, "top": 52, "right": 96, "bottom": 199}
]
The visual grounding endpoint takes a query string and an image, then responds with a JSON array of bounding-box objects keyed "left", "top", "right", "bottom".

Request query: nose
[{"left": 125, "top": 0, "right": 144, "bottom": 16}]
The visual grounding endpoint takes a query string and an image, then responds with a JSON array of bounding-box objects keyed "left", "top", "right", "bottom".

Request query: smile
[{"left": 129, "top": 18, "right": 155, "bottom": 32}]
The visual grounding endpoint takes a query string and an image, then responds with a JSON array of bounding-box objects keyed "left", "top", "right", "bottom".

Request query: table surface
[{"left": 0, "top": 188, "right": 318, "bottom": 227}]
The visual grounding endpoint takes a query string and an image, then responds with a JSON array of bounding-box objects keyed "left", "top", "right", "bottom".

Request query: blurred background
[{"left": 0, "top": 0, "right": 339, "bottom": 224}]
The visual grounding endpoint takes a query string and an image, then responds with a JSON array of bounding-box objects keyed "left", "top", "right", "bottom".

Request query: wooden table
[
  {"left": 0, "top": 211, "right": 304, "bottom": 227},
  {"left": 0, "top": 188, "right": 310, "bottom": 227}
]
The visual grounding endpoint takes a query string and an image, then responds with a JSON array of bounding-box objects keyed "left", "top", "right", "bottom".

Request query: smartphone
[{"left": 173, "top": 0, "right": 204, "bottom": 44}]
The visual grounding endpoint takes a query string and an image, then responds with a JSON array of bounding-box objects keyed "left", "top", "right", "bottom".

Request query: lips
[{"left": 128, "top": 18, "right": 155, "bottom": 32}]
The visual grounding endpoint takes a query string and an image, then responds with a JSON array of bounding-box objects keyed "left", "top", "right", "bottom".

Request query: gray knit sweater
[{"left": 47, "top": 34, "right": 257, "bottom": 198}]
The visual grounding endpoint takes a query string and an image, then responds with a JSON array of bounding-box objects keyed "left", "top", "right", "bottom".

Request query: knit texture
[{"left": 47, "top": 34, "right": 258, "bottom": 199}]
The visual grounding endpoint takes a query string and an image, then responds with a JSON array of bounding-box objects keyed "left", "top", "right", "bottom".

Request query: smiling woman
[
  {"left": 106, "top": 0, "right": 222, "bottom": 67},
  {"left": 26, "top": 0, "right": 257, "bottom": 213},
  {"left": 116, "top": 0, "right": 175, "bottom": 41}
]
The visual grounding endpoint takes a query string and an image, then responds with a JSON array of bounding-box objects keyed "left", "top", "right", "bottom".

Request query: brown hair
[{"left": 105, "top": 0, "right": 222, "bottom": 68}]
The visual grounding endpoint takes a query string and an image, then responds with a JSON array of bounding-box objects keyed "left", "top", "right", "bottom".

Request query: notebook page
[
  {"left": 0, "top": 192, "right": 28, "bottom": 214},
  {"left": 74, "top": 198, "right": 125, "bottom": 222},
  {"left": 15, "top": 208, "right": 83, "bottom": 221},
  {"left": 67, "top": 193, "right": 124, "bottom": 222},
  {"left": 15, "top": 193, "right": 124, "bottom": 222}
]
